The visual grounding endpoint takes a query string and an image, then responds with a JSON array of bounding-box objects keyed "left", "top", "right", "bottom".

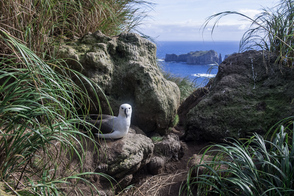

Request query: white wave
[
  {"left": 192, "top": 73, "right": 216, "bottom": 78},
  {"left": 157, "top": 59, "right": 164, "bottom": 62}
]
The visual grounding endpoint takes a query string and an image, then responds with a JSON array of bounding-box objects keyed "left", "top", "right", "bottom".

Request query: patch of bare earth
[{"left": 117, "top": 127, "right": 212, "bottom": 196}]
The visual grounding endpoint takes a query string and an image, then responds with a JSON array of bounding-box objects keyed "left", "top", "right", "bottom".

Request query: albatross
[{"left": 86, "top": 104, "right": 132, "bottom": 139}]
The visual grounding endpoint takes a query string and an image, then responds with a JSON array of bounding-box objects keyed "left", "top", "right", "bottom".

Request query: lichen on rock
[
  {"left": 58, "top": 31, "right": 180, "bottom": 135},
  {"left": 183, "top": 50, "right": 294, "bottom": 142},
  {"left": 96, "top": 129, "right": 154, "bottom": 179}
]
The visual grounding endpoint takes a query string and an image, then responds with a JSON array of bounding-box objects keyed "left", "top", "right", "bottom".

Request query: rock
[
  {"left": 58, "top": 31, "right": 180, "bottom": 135},
  {"left": 96, "top": 131, "right": 154, "bottom": 179},
  {"left": 165, "top": 54, "right": 178, "bottom": 62},
  {"left": 165, "top": 50, "right": 222, "bottom": 65},
  {"left": 219, "top": 53, "right": 223, "bottom": 64},
  {"left": 177, "top": 87, "right": 210, "bottom": 126},
  {"left": 115, "top": 174, "right": 133, "bottom": 191},
  {"left": 147, "top": 156, "right": 165, "bottom": 175},
  {"left": 153, "top": 133, "right": 185, "bottom": 161},
  {"left": 184, "top": 50, "right": 294, "bottom": 141},
  {"left": 224, "top": 52, "right": 236, "bottom": 60},
  {"left": 147, "top": 133, "right": 186, "bottom": 175}
]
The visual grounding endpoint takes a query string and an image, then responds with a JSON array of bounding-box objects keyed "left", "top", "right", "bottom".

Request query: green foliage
[
  {"left": 182, "top": 117, "right": 294, "bottom": 196},
  {"left": 173, "top": 114, "right": 179, "bottom": 127},
  {"left": 162, "top": 71, "right": 197, "bottom": 102},
  {"left": 0, "top": 29, "right": 113, "bottom": 194},
  {"left": 0, "top": 0, "right": 153, "bottom": 54},
  {"left": 151, "top": 136, "right": 163, "bottom": 143},
  {"left": 0, "top": 1, "right": 154, "bottom": 194},
  {"left": 0, "top": 0, "right": 154, "bottom": 194},
  {"left": 202, "top": 0, "right": 294, "bottom": 68}
]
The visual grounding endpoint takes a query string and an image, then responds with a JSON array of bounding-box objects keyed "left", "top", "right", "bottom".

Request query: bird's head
[{"left": 119, "top": 103, "right": 132, "bottom": 118}]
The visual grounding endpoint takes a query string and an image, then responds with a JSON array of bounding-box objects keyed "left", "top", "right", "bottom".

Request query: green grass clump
[
  {"left": 0, "top": 0, "right": 154, "bottom": 194},
  {"left": 151, "top": 136, "right": 164, "bottom": 143},
  {"left": 202, "top": 0, "right": 294, "bottom": 68},
  {"left": 0, "top": 28, "right": 113, "bottom": 195},
  {"left": 182, "top": 117, "right": 294, "bottom": 196},
  {"left": 0, "top": 0, "right": 153, "bottom": 55},
  {"left": 162, "top": 71, "right": 197, "bottom": 102}
]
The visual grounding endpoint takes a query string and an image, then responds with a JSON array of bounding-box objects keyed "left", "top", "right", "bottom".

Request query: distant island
[{"left": 165, "top": 50, "right": 222, "bottom": 65}]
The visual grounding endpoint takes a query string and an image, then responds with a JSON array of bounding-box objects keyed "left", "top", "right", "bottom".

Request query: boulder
[
  {"left": 95, "top": 128, "right": 154, "bottom": 179},
  {"left": 58, "top": 31, "right": 180, "bottom": 134},
  {"left": 184, "top": 50, "right": 294, "bottom": 141},
  {"left": 147, "top": 133, "right": 186, "bottom": 175},
  {"left": 153, "top": 133, "right": 185, "bottom": 161},
  {"left": 178, "top": 86, "right": 210, "bottom": 126},
  {"left": 147, "top": 156, "right": 165, "bottom": 175}
]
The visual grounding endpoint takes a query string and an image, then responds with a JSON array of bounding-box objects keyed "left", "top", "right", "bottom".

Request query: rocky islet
[{"left": 165, "top": 50, "right": 223, "bottom": 65}]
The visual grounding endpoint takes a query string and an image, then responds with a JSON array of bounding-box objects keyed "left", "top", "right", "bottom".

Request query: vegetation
[
  {"left": 0, "top": 0, "right": 153, "bottom": 55},
  {"left": 0, "top": 26, "right": 110, "bottom": 195},
  {"left": 182, "top": 1, "right": 294, "bottom": 195},
  {"left": 182, "top": 117, "right": 293, "bottom": 196},
  {"left": 202, "top": 0, "right": 294, "bottom": 68},
  {"left": 162, "top": 71, "right": 197, "bottom": 102},
  {"left": 0, "top": 0, "right": 152, "bottom": 194},
  {"left": 151, "top": 136, "right": 164, "bottom": 143}
]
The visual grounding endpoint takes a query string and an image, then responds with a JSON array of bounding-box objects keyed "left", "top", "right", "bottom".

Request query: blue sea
[{"left": 156, "top": 41, "right": 240, "bottom": 86}]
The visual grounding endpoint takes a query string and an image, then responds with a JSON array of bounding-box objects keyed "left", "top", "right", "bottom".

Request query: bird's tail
[{"left": 95, "top": 131, "right": 125, "bottom": 139}]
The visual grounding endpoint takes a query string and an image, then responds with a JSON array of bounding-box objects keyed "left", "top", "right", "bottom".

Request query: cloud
[
  {"left": 138, "top": 0, "right": 275, "bottom": 41},
  {"left": 239, "top": 9, "right": 261, "bottom": 18},
  {"left": 139, "top": 22, "right": 248, "bottom": 41}
]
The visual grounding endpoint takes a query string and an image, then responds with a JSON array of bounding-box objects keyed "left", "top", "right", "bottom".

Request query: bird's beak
[{"left": 124, "top": 108, "right": 128, "bottom": 118}]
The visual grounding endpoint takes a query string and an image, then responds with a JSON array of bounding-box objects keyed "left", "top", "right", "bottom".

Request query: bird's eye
[
  {"left": 129, "top": 107, "right": 131, "bottom": 109},
  {"left": 121, "top": 107, "right": 123, "bottom": 109}
]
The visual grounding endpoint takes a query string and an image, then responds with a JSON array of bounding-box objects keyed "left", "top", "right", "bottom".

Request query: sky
[{"left": 138, "top": 0, "right": 279, "bottom": 41}]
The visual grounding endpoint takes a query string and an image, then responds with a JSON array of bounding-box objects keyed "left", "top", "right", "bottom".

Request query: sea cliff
[{"left": 165, "top": 50, "right": 222, "bottom": 65}]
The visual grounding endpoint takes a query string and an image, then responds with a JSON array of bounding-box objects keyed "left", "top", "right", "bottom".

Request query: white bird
[{"left": 86, "top": 104, "right": 132, "bottom": 139}]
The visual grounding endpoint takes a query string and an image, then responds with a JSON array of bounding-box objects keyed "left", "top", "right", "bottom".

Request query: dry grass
[
  {"left": 0, "top": 0, "right": 153, "bottom": 55},
  {"left": 118, "top": 170, "right": 188, "bottom": 196}
]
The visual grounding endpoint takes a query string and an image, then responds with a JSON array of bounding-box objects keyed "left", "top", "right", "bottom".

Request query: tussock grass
[
  {"left": 0, "top": 0, "right": 153, "bottom": 55},
  {"left": 182, "top": 117, "right": 294, "bottom": 196},
  {"left": 0, "top": 28, "right": 113, "bottom": 195},
  {"left": 162, "top": 72, "right": 197, "bottom": 102},
  {"left": 202, "top": 0, "right": 294, "bottom": 68},
  {"left": 0, "top": 0, "right": 155, "bottom": 194}
]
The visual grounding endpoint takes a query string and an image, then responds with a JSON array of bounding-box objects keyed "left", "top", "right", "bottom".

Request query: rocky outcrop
[
  {"left": 58, "top": 31, "right": 180, "bottom": 135},
  {"left": 95, "top": 127, "right": 154, "bottom": 179},
  {"left": 147, "top": 133, "right": 186, "bottom": 175},
  {"left": 183, "top": 50, "right": 294, "bottom": 141},
  {"left": 177, "top": 86, "right": 210, "bottom": 126},
  {"left": 165, "top": 50, "right": 222, "bottom": 65},
  {"left": 224, "top": 53, "right": 236, "bottom": 60}
]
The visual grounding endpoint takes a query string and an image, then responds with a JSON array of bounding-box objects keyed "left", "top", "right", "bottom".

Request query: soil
[
  {"left": 10, "top": 126, "right": 212, "bottom": 196},
  {"left": 116, "top": 126, "right": 212, "bottom": 196}
]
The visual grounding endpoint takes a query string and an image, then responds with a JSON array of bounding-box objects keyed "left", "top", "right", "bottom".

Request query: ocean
[{"left": 155, "top": 41, "right": 240, "bottom": 86}]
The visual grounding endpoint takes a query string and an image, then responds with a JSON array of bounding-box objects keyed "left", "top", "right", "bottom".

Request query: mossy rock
[
  {"left": 185, "top": 50, "right": 293, "bottom": 141},
  {"left": 58, "top": 31, "right": 180, "bottom": 134}
]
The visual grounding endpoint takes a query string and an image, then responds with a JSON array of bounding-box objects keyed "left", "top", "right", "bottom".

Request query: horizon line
[{"left": 154, "top": 40, "right": 241, "bottom": 42}]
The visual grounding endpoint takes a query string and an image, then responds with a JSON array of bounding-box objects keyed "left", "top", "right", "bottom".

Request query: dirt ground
[
  {"left": 10, "top": 127, "right": 212, "bottom": 196},
  {"left": 116, "top": 127, "right": 212, "bottom": 196}
]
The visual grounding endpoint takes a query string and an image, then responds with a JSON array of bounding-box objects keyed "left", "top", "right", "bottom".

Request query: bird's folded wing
[
  {"left": 87, "top": 114, "right": 114, "bottom": 120},
  {"left": 86, "top": 115, "right": 116, "bottom": 134}
]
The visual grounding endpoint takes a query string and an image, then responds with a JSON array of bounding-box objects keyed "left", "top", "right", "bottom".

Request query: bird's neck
[{"left": 118, "top": 115, "right": 131, "bottom": 124}]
